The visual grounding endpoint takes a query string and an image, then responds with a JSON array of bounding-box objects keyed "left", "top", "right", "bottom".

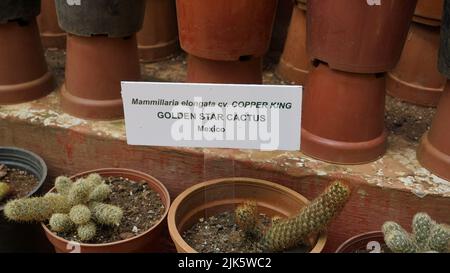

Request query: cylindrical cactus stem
[
  {"left": 49, "top": 213, "right": 74, "bottom": 233},
  {"left": 427, "top": 224, "right": 450, "bottom": 253},
  {"left": 89, "top": 202, "right": 123, "bottom": 226},
  {"left": 69, "top": 204, "right": 92, "bottom": 225},
  {"left": 259, "top": 181, "right": 351, "bottom": 252},
  {"left": 55, "top": 176, "right": 73, "bottom": 196},
  {"left": 89, "top": 184, "right": 112, "bottom": 202},
  {"left": 77, "top": 221, "right": 97, "bottom": 242},
  {"left": 412, "top": 213, "right": 435, "bottom": 249},
  {"left": 0, "top": 182, "right": 11, "bottom": 201},
  {"left": 85, "top": 173, "right": 103, "bottom": 188},
  {"left": 382, "top": 221, "right": 405, "bottom": 236},
  {"left": 4, "top": 193, "right": 71, "bottom": 222},
  {"left": 235, "top": 201, "right": 264, "bottom": 240},
  {"left": 68, "top": 179, "right": 92, "bottom": 205},
  {"left": 385, "top": 230, "right": 418, "bottom": 253}
]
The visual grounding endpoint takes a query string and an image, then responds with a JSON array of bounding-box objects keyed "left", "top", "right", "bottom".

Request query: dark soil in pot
[
  {"left": 0, "top": 164, "right": 39, "bottom": 206},
  {"left": 183, "top": 211, "right": 310, "bottom": 253},
  {"left": 47, "top": 175, "right": 165, "bottom": 244}
]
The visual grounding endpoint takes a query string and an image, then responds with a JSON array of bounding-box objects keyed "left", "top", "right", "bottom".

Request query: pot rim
[
  {"left": 168, "top": 177, "right": 327, "bottom": 253},
  {"left": 41, "top": 168, "right": 170, "bottom": 248},
  {"left": 0, "top": 146, "right": 47, "bottom": 211},
  {"left": 335, "top": 231, "right": 384, "bottom": 253}
]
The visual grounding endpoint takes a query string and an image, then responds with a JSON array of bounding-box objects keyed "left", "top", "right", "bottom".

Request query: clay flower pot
[
  {"left": 417, "top": 81, "right": 450, "bottom": 181},
  {"left": 270, "top": 0, "right": 294, "bottom": 52},
  {"left": 176, "top": 0, "right": 278, "bottom": 61},
  {"left": 276, "top": 3, "right": 310, "bottom": 85},
  {"left": 42, "top": 168, "right": 170, "bottom": 253},
  {"left": 55, "top": 0, "right": 145, "bottom": 120},
  {"left": 335, "top": 231, "right": 385, "bottom": 253},
  {"left": 301, "top": 63, "right": 388, "bottom": 164},
  {"left": 137, "top": 0, "right": 179, "bottom": 63},
  {"left": 37, "top": 0, "right": 66, "bottom": 49},
  {"left": 61, "top": 34, "right": 141, "bottom": 120},
  {"left": 187, "top": 55, "right": 263, "bottom": 84},
  {"left": 0, "top": 2, "right": 55, "bottom": 105},
  {"left": 307, "top": 0, "right": 417, "bottom": 73},
  {"left": 0, "top": 147, "right": 53, "bottom": 253},
  {"left": 168, "top": 177, "right": 327, "bottom": 253},
  {"left": 387, "top": 23, "right": 445, "bottom": 107},
  {"left": 413, "top": 0, "right": 444, "bottom": 26}
]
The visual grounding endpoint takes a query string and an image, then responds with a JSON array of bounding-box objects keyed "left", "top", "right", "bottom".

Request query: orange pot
[
  {"left": 61, "top": 34, "right": 141, "bottom": 120},
  {"left": 37, "top": 0, "right": 66, "bottom": 49},
  {"left": 413, "top": 0, "right": 444, "bottom": 26},
  {"left": 137, "top": 0, "right": 179, "bottom": 63},
  {"left": 42, "top": 168, "right": 171, "bottom": 253},
  {"left": 168, "top": 177, "right": 327, "bottom": 253},
  {"left": 307, "top": 0, "right": 417, "bottom": 73},
  {"left": 176, "top": 0, "right": 278, "bottom": 61},
  {"left": 0, "top": 19, "right": 54, "bottom": 104},
  {"left": 417, "top": 81, "right": 450, "bottom": 181},
  {"left": 187, "top": 55, "right": 263, "bottom": 84},
  {"left": 387, "top": 23, "right": 445, "bottom": 107},
  {"left": 301, "top": 63, "right": 387, "bottom": 164},
  {"left": 276, "top": 4, "right": 310, "bottom": 85}
]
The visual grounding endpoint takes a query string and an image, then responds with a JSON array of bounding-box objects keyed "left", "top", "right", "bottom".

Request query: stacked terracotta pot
[
  {"left": 276, "top": 0, "right": 310, "bottom": 85},
  {"left": 176, "top": 0, "right": 278, "bottom": 84},
  {"left": 0, "top": 0, "right": 55, "bottom": 104},
  {"left": 137, "top": 0, "right": 179, "bottom": 63},
  {"left": 417, "top": 0, "right": 450, "bottom": 181},
  {"left": 55, "top": 0, "right": 145, "bottom": 120},
  {"left": 38, "top": 0, "right": 66, "bottom": 50},
  {"left": 387, "top": 0, "right": 445, "bottom": 107},
  {"left": 302, "top": 0, "right": 417, "bottom": 164}
]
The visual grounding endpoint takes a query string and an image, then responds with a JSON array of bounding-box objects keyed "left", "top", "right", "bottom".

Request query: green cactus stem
[
  {"left": 49, "top": 213, "right": 74, "bottom": 233},
  {"left": 69, "top": 204, "right": 91, "bottom": 225},
  {"left": 412, "top": 213, "right": 434, "bottom": 249},
  {"left": 235, "top": 201, "right": 264, "bottom": 240},
  {"left": 427, "top": 224, "right": 450, "bottom": 253},
  {"left": 89, "top": 202, "right": 123, "bottom": 226},
  {"left": 384, "top": 229, "right": 418, "bottom": 253},
  {"left": 77, "top": 221, "right": 97, "bottom": 242},
  {"left": 55, "top": 176, "right": 73, "bottom": 196},
  {"left": 89, "top": 184, "right": 112, "bottom": 202},
  {"left": 0, "top": 182, "right": 11, "bottom": 201},
  {"left": 68, "top": 179, "right": 92, "bottom": 205}
]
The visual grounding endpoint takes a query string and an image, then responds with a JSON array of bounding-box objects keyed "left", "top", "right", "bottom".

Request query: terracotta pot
[
  {"left": 55, "top": 0, "right": 146, "bottom": 38},
  {"left": 168, "top": 177, "right": 327, "bottom": 253},
  {"left": 270, "top": 0, "right": 294, "bottom": 52},
  {"left": 335, "top": 231, "right": 385, "bottom": 253},
  {"left": 37, "top": 0, "right": 66, "bottom": 49},
  {"left": 187, "top": 55, "right": 263, "bottom": 84},
  {"left": 413, "top": 0, "right": 444, "bottom": 26},
  {"left": 301, "top": 63, "right": 388, "bottom": 165},
  {"left": 387, "top": 23, "right": 445, "bottom": 107},
  {"left": 438, "top": 0, "right": 450, "bottom": 78},
  {"left": 61, "top": 34, "right": 141, "bottom": 120},
  {"left": 42, "top": 168, "right": 171, "bottom": 253},
  {"left": 176, "top": 0, "right": 278, "bottom": 61},
  {"left": 307, "top": 0, "right": 417, "bottom": 73},
  {"left": 276, "top": 4, "right": 310, "bottom": 85},
  {"left": 417, "top": 81, "right": 450, "bottom": 181},
  {"left": 137, "top": 0, "right": 179, "bottom": 63},
  {"left": 0, "top": 0, "right": 41, "bottom": 23},
  {"left": 0, "top": 19, "right": 55, "bottom": 104}
]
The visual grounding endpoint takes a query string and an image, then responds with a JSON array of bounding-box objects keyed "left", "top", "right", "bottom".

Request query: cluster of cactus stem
[
  {"left": 235, "top": 181, "right": 351, "bottom": 252},
  {"left": 4, "top": 173, "right": 123, "bottom": 242},
  {"left": 383, "top": 213, "right": 450, "bottom": 253},
  {"left": 0, "top": 182, "right": 11, "bottom": 201}
]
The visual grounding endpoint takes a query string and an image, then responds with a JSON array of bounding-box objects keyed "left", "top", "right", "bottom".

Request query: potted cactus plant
[
  {"left": 4, "top": 168, "right": 170, "bottom": 253},
  {"left": 168, "top": 178, "right": 351, "bottom": 253}
]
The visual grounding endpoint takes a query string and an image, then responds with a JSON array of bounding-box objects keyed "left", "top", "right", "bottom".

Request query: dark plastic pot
[
  {"left": 168, "top": 177, "right": 327, "bottom": 253},
  {"left": 61, "top": 34, "right": 141, "bottom": 120},
  {"left": 417, "top": 80, "right": 450, "bottom": 181},
  {"left": 387, "top": 23, "right": 445, "bottom": 107},
  {"left": 187, "top": 55, "right": 263, "bottom": 84},
  {"left": 176, "top": 0, "right": 278, "bottom": 61},
  {"left": 413, "top": 0, "right": 444, "bottom": 26},
  {"left": 307, "top": 0, "right": 417, "bottom": 73},
  {"left": 55, "top": 0, "right": 146, "bottom": 38},
  {"left": 0, "top": 0, "right": 41, "bottom": 23},
  {"left": 438, "top": 0, "right": 450, "bottom": 78},
  {"left": 137, "top": 0, "right": 179, "bottom": 63},
  {"left": 0, "top": 18, "right": 55, "bottom": 104},
  {"left": 301, "top": 63, "right": 388, "bottom": 165},
  {"left": 38, "top": 0, "right": 66, "bottom": 49},
  {"left": 276, "top": 4, "right": 310, "bottom": 85},
  {"left": 42, "top": 168, "right": 170, "bottom": 253},
  {"left": 0, "top": 147, "right": 52, "bottom": 253},
  {"left": 335, "top": 231, "right": 385, "bottom": 253}
]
